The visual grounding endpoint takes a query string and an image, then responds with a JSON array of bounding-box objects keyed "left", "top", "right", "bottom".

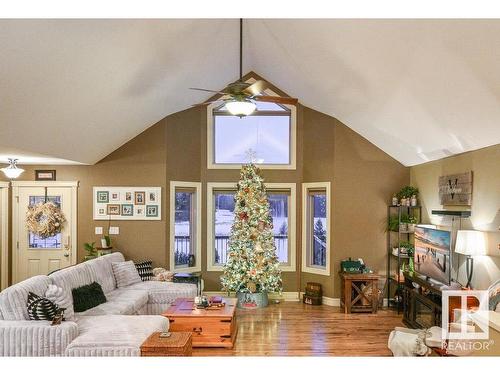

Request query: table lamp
[{"left": 455, "top": 230, "right": 486, "bottom": 288}]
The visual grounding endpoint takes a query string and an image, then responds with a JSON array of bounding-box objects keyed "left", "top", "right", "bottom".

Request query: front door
[{"left": 13, "top": 183, "right": 77, "bottom": 283}]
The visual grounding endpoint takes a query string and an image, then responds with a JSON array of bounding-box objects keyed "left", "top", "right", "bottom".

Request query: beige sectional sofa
[{"left": 0, "top": 252, "right": 197, "bottom": 356}]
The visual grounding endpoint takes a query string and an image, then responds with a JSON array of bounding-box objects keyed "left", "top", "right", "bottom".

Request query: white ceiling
[{"left": 0, "top": 19, "right": 499, "bottom": 166}]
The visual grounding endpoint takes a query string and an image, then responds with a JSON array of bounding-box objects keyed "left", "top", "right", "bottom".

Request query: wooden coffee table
[{"left": 163, "top": 297, "right": 237, "bottom": 349}]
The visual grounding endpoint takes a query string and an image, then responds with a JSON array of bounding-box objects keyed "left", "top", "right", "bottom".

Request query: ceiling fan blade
[
  {"left": 189, "top": 87, "right": 229, "bottom": 95},
  {"left": 243, "top": 80, "right": 270, "bottom": 96},
  {"left": 253, "top": 95, "right": 298, "bottom": 105}
]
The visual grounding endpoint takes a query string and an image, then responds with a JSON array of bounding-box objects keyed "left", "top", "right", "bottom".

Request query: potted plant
[
  {"left": 387, "top": 216, "right": 400, "bottom": 232},
  {"left": 399, "top": 213, "right": 410, "bottom": 232},
  {"left": 407, "top": 216, "right": 418, "bottom": 232},
  {"left": 396, "top": 186, "right": 419, "bottom": 206},
  {"left": 84, "top": 242, "right": 98, "bottom": 261}
]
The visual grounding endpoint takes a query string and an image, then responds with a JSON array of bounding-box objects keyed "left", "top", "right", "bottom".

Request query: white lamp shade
[
  {"left": 1, "top": 159, "right": 24, "bottom": 179},
  {"left": 455, "top": 230, "right": 486, "bottom": 256},
  {"left": 225, "top": 100, "right": 256, "bottom": 116}
]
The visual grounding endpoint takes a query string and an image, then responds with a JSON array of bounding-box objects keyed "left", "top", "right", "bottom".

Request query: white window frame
[
  {"left": 207, "top": 182, "right": 296, "bottom": 272},
  {"left": 301, "top": 182, "right": 331, "bottom": 276},
  {"left": 169, "top": 181, "right": 202, "bottom": 273},
  {"left": 207, "top": 79, "right": 297, "bottom": 170}
]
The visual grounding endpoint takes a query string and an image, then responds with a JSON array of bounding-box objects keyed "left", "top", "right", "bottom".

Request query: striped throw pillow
[
  {"left": 135, "top": 260, "right": 153, "bottom": 281},
  {"left": 27, "top": 292, "right": 59, "bottom": 321},
  {"left": 112, "top": 261, "right": 142, "bottom": 288}
]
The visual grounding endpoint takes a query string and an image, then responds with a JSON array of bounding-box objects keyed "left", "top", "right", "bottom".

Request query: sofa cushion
[
  {"left": 75, "top": 289, "right": 148, "bottom": 317},
  {"left": 65, "top": 315, "right": 168, "bottom": 356},
  {"left": 0, "top": 275, "right": 52, "bottom": 320},
  {"left": 72, "top": 282, "right": 107, "bottom": 313},
  {"left": 27, "top": 292, "right": 59, "bottom": 321},
  {"left": 123, "top": 281, "right": 197, "bottom": 304},
  {"left": 45, "top": 284, "right": 74, "bottom": 321},
  {"left": 84, "top": 256, "right": 117, "bottom": 295},
  {"left": 112, "top": 261, "right": 142, "bottom": 288}
]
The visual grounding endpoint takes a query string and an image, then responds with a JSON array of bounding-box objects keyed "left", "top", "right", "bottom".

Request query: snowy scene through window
[
  {"left": 210, "top": 190, "right": 290, "bottom": 265},
  {"left": 174, "top": 190, "right": 194, "bottom": 268},
  {"left": 309, "top": 191, "right": 327, "bottom": 267}
]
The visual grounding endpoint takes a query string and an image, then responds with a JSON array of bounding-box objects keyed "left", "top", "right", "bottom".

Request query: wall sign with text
[
  {"left": 93, "top": 186, "right": 161, "bottom": 220},
  {"left": 438, "top": 171, "right": 472, "bottom": 206}
]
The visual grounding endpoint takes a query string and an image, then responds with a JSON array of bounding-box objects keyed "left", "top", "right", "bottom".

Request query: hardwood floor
[{"left": 193, "top": 301, "right": 401, "bottom": 356}]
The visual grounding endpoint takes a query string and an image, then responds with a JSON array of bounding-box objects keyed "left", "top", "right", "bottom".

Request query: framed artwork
[
  {"left": 148, "top": 191, "right": 157, "bottom": 203},
  {"left": 146, "top": 205, "right": 158, "bottom": 217},
  {"left": 96, "top": 191, "right": 109, "bottom": 203},
  {"left": 135, "top": 191, "right": 146, "bottom": 205},
  {"left": 438, "top": 171, "right": 473, "bottom": 206},
  {"left": 93, "top": 187, "right": 161, "bottom": 220},
  {"left": 107, "top": 204, "right": 121, "bottom": 215},
  {"left": 121, "top": 204, "right": 133, "bottom": 216},
  {"left": 35, "top": 170, "right": 56, "bottom": 181}
]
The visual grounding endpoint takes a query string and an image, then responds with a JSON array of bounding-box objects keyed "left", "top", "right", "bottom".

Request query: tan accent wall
[
  {"left": 2, "top": 97, "right": 409, "bottom": 297},
  {"left": 410, "top": 144, "right": 500, "bottom": 290}
]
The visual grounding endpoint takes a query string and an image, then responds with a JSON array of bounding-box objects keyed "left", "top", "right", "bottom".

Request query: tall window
[
  {"left": 207, "top": 183, "right": 296, "bottom": 271},
  {"left": 302, "top": 182, "right": 331, "bottom": 276},
  {"left": 169, "top": 182, "right": 201, "bottom": 272},
  {"left": 207, "top": 89, "right": 297, "bottom": 170}
]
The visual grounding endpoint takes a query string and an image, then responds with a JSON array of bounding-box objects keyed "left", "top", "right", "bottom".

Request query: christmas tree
[{"left": 220, "top": 164, "right": 282, "bottom": 295}]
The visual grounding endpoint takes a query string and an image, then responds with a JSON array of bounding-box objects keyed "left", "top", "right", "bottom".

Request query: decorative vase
[
  {"left": 407, "top": 223, "right": 415, "bottom": 232},
  {"left": 101, "top": 238, "right": 108, "bottom": 248},
  {"left": 409, "top": 257, "right": 415, "bottom": 272},
  {"left": 236, "top": 291, "right": 269, "bottom": 309},
  {"left": 392, "top": 196, "right": 398, "bottom": 206},
  {"left": 399, "top": 223, "right": 408, "bottom": 232},
  {"left": 410, "top": 195, "right": 417, "bottom": 206},
  {"left": 188, "top": 254, "right": 195, "bottom": 268}
]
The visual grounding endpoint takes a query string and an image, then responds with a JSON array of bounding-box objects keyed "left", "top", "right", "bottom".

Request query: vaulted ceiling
[{"left": 1, "top": 19, "right": 499, "bottom": 166}]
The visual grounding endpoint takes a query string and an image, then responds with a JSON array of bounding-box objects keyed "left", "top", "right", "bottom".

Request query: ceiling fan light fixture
[
  {"left": 1, "top": 158, "right": 24, "bottom": 179},
  {"left": 225, "top": 99, "right": 256, "bottom": 117}
]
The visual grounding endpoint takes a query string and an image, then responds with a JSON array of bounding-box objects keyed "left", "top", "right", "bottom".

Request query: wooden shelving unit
[{"left": 386, "top": 205, "right": 421, "bottom": 312}]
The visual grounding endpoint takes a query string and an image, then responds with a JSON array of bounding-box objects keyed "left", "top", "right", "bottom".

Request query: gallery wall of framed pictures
[{"left": 93, "top": 187, "right": 162, "bottom": 220}]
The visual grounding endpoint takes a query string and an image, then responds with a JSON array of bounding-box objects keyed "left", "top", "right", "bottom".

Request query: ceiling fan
[{"left": 190, "top": 19, "right": 298, "bottom": 117}]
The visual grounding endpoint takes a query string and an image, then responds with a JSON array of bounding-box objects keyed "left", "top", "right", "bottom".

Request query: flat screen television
[{"left": 414, "top": 225, "right": 452, "bottom": 285}]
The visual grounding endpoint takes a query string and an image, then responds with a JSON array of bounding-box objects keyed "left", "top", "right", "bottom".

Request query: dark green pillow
[{"left": 72, "top": 282, "right": 107, "bottom": 313}]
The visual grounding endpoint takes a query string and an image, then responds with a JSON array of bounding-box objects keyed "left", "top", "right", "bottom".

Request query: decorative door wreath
[{"left": 26, "top": 201, "right": 66, "bottom": 238}]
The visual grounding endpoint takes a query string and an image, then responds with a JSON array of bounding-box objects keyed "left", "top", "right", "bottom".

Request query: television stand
[{"left": 402, "top": 271, "right": 461, "bottom": 329}]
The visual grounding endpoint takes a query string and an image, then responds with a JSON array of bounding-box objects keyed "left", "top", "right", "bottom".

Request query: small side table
[
  {"left": 140, "top": 331, "right": 193, "bottom": 356},
  {"left": 339, "top": 272, "right": 380, "bottom": 314}
]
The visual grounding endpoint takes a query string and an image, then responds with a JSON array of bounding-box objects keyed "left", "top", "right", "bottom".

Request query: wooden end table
[
  {"left": 140, "top": 331, "right": 192, "bottom": 356},
  {"left": 163, "top": 297, "right": 237, "bottom": 348},
  {"left": 340, "top": 272, "right": 380, "bottom": 313}
]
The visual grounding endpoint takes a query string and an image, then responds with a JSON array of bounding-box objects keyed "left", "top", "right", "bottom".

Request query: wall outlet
[
  {"left": 109, "top": 226, "right": 119, "bottom": 235},
  {"left": 95, "top": 227, "right": 103, "bottom": 235}
]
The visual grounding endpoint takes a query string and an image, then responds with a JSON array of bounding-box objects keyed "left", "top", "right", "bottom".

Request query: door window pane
[
  {"left": 28, "top": 196, "right": 62, "bottom": 249},
  {"left": 213, "top": 191, "right": 236, "bottom": 265},
  {"left": 269, "top": 193, "right": 289, "bottom": 263},
  {"left": 174, "top": 191, "right": 194, "bottom": 268},
  {"left": 310, "top": 192, "right": 327, "bottom": 267}
]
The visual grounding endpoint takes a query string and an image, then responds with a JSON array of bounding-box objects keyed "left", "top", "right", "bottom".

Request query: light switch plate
[
  {"left": 95, "top": 227, "right": 103, "bottom": 235},
  {"left": 109, "top": 226, "right": 119, "bottom": 235}
]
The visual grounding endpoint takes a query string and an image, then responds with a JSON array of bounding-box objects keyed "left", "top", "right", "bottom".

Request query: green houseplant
[
  {"left": 84, "top": 242, "right": 98, "bottom": 261},
  {"left": 396, "top": 186, "right": 419, "bottom": 200}
]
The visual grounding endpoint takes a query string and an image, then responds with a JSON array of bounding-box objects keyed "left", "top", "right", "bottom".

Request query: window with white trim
[
  {"left": 302, "top": 182, "right": 331, "bottom": 276},
  {"left": 169, "top": 181, "right": 201, "bottom": 272},
  {"left": 207, "top": 183, "right": 296, "bottom": 271},
  {"left": 207, "top": 92, "right": 297, "bottom": 170}
]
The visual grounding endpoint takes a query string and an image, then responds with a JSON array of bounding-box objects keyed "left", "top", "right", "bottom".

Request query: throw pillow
[
  {"left": 112, "top": 261, "right": 142, "bottom": 288},
  {"left": 72, "top": 282, "right": 107, "bottom": 313},
  {"left": 45, "top": 284, "right": 75, "bottom": 321},
  {"left": 135, "top": 260, "right": 153, "bottom": 281},
  {"left": 27, "top": 292, "right": 59, "bottom": 321}
]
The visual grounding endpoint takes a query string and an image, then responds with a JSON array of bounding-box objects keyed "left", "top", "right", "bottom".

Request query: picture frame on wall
[
  {"left": 107, "top": 204, "right": 121, "bottom": 215},
  {"left": 93, "top": 187, "right": 161, "bottom": 221},
  {"left": 35, "top": 170, "right": 56, "bottom": 181},
  {"left": 135, "top": 191, "right": 145, "bottom": 205}
]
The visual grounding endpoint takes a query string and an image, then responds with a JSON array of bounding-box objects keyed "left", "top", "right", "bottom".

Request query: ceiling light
[
  {"left": 225, "top": 100, "right": 256, "bottom": 117},
  {"left": 1, "top": 158, "right": 24, "bottom": 179}
]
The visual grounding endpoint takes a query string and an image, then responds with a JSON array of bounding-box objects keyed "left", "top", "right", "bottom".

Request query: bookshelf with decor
[{"left": 386, "top": 186, "right": 421, "bottom": 312}]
